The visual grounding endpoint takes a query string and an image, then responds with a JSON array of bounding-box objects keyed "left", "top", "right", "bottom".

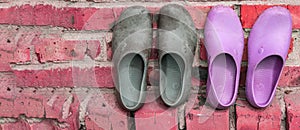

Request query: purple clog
[
  {"left": 204, "top": 6, "right": 244, "bottom": 109},
  {"left": 246, "top": 7, "right": 292, "bottom": 108}
]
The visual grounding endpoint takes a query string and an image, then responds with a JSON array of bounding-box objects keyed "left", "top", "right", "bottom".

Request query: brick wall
[{"left": 0, "top": 0, "right": 299, "bottom": 130}]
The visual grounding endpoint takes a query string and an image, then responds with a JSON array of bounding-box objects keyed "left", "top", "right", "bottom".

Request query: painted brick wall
[{"left": 0, "top": 0, "right": 299, "bottom": 130}]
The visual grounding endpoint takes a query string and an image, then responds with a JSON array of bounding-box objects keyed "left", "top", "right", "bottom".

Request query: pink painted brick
[
  {"left": 0, "top": 6, "right": 17, "bottom": 25},
  {"left": 85, "top": 92, "right": 129, "bottom": 130},
  {"left": 1, "top": 120, "right": 30, "bottom": 130},
  {"left": 285, "top": 92, "right": 300, "bottom": 130},
  {"left": 0, "top": 72, "right": 19, "bottom": 117},
  {"left": 0, "top": 5, "right": 117, "bottom": 30},
  {"left": 14, "top": 89, "right": 45, "bottom": 118},
  {"left": 34, "top": 4, "right": 55, "bottom": 25},
  {"left": 240, "top": 5, "right": 300, "bottom": 28},
  {"left": 186, "top": 6, "right": 211, "bottom": 29},
  {"left": 186, "top": 103, "right": 229, "bottom": 130},
  {"left": 0, "top": 87, "right": 79, "bottom": 129},
  {"left": 0, "top": 30, "right": 36, "bottom": 64},
  {"left": 288, "top": 6, "right": 300, "bottom": 29},
  {"left": 0, "top": 5, "right": 213, "bottom": 30},
  {"left": 135, "top": 90, "right": 178, "bottom": 130},
  {"left": 43, "top": 92, "right": 80, "bottom": 130},
  {"left": 13, "top": 66, "right": 113, "bottom": 88},
  {"left": 19, "top": 4, "right": 34, "bottom": 25},
  {"left": 278, "top": 66, "right": 300, "bottom": 87},
  {"left": 35, "top": 39, "right": 85, "bottom": 62},
  {"left": 56, "top": 7, "right": 78, "bottom": 29},
  {"left": 236, "top": 99, "right": 281, "bottom": 130},
  {"left": 87, "top": 40, "right": 101, "bottom": 59},
  {"left": 0, "top": 97, "right": 15, "bottom": 117},
  {"left": 34, "top": 37, "right": 101, "bottom": 62},
  {"left": 75, "top": 7, "right": 115, "bottom": 30},
  {"left": 30, "top": 120, "right": 59, "bottom": 130}
]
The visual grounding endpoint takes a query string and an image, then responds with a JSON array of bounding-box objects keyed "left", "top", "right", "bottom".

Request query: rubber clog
[
  {"left": 158, "top": 4, "right": 197, "bottom": 107},
  {"left": 204, "top": 6, "right": 244, "bottom": 109},
  {"left": 112, "top": 6, "right": 152, "bottom": 111},
  {"left": 246, "top": 7, "right": 292, "bottom": 108}
]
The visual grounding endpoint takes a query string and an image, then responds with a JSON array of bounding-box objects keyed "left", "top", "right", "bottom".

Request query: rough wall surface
[{"left": 0, "top": 0, "right": 299, "bottom": 130}]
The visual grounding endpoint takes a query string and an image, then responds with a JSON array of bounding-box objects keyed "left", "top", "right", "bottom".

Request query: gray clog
[
  {"left": 158, "top": 4, "right": 197, "bottom": 107},
  {"left": 112, "top": 6, "right": 152, "bottom": 111}
]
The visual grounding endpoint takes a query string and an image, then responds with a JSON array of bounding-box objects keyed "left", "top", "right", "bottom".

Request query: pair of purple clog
[{"left": 205, "top": 6, "right": 292, "bottom": 109}]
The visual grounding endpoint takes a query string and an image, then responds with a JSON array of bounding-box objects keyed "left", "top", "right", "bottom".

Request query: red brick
[
  {"left": 0, "top": 27, "right": 40, "bottom": 63},
  {"left": 240, "top": 5, "right": 293, "bottom": 28},
  {"left": 236, "top": 99, "right": 281, "bottom": 130},
  {"left": 0, "top": 72, "right": 18, "bottom": 117},
  {"left": 13, "top": 66, "right": 113, "bottom": 88},
  {"left": 13, "top": 66, "right": 175, "bottom": 88},
  {"left": 43, "top": 92, "right": 80, "bottom": 130},
  {"left": 56, "top": 8, "right": 78, "bottom": 29},
  {"left": 0, "top": 29, "right": 37, "bottom": 64},
  {"left": 34, "top": 37, "right": 101, "bottom": 62},
  {"left": 30, "top": 120, "right": 59, "bottom": 130},
  {"left": 0, "top": 63, "right": 12, "bottom": 72},
  {"left": 0, "top": 5, "right": 117, "bottom": 30},
  {"left": 0, "top": 5, "right": 213, "bottom": 30},
  {"left": 0, "top": 28, "right": 102, "bottom": 63},
  {"left": 186, "top": 6, "right": 211, "bottom": 29},
  {"left": 278, "top": 66, "right": 300, "bottom": 87},
  {"left": 34, "top": 4, "right": 55, "bottom": 25},
  {"left": 87, "top": 40, "right": 101, "bottom": 59},
  {"left": 19, "top": 4, "right": 34, "bottom": 25},
  {"left": 0, "top": 86, "right": 79, "bottom": 129},
  {"left": 14, "top": 89, "right": 45, "bottom": 118},
  {"left": 285, "top": 92, "right": 300, "bottom": 130},
  {"left": 0, "top": 6, "right": 18, "bottom": 25},
  {"left": 35, "top": 39, "right": 84, "bottom": 62},
  {"left": 186, "top": 96, "right": 229, "bottom": 130},
  {"left": 75, "top": 8, "right": 115, "bottom": 30},
  {"left": 85, "top": 92, "right": 129, "bottom": 130},
  {"left": 135, "top": 89, "right": 178, "bottom": 130},
  {"left": 0, "top": 97, "right": 15, "bottom": 117},
  {"left": 288, "top": 6, "right": 300, "bottom": 29},
  {"left": 112, "top": 7, "right": 124, "bottom": 19},
  {"left": 288, "top": 38, "right": 294, "bottom": 55},
  {"left": 1, "top": 120, "right": 30, "bottom": 130}
]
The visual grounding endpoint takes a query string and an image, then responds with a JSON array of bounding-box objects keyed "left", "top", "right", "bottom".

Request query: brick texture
[
  {"left": 185, "top": 94, "right": 230, "bottom": 130},
  {"left": 285, "top": 92, "right": 300, "bottom": 130},
  {"left": 0, "top": 2, "right": 297, "bottom": 130},
  {"left": 186, "top": 107, "right": 229, "bottom": 130},
  {"left": 241, "top": 5, "right": 300, "bottom": 29},
  {"left": 134, "top": 89, "right": 178, "bottom": 130},
  {"left": 236, "top": 99, "right": 282, "bottom": 130},
  {"left": 85, "top": 91, "right": 129, "bottom": 130},
  {"left": 279, "top": 66, "right": 300, "bottom": 87}
]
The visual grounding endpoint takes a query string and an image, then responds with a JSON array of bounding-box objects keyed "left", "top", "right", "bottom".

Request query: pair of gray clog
[{"left": 112, "top": 4, "right": 197, "bottom": 111}]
